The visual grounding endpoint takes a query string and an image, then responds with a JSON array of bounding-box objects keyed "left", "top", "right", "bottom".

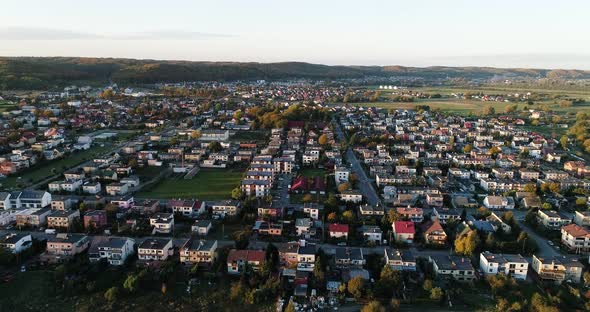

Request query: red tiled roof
[
  {"left": 227, "top": 249, "right": 265, "bottom": 263},
  {"left": 562, "top": 224, "right": 590, "bottom": 238},
  {"left": 328, "top": 223, "right": 349, "bottom": 233},
  {"left": 393, "top": 221, "right": 415, "bottom": 234}
]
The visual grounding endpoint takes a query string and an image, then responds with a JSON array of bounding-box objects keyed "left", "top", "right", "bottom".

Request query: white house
[
  {"left": 334, "top": 167, "right": 350, "bottom": 184},
  {"left": 479, "top": 251, "right": 529, "bottom": 280},
  {"left": 0, "top": 233, "right": 32, "bottom": 253},
  {"left": 138, "top": 238, "right": 173, "bottom": 262},
  {"left": 94, "top": 237, "right": 135, "bottom": 266}
]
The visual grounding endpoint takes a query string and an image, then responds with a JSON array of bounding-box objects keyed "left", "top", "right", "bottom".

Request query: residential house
[
  {"left": 483, "top": 196, "right": 515, "bottom": 210},
  {"left": 179, "top": 239, "right": 218, "bottom": 266},
  {"left": 227, "top": 249, "right": 265, "bottom": 274},
  {"left": 191, "top": 220, "right": 212, "bottom": 236},
  {"left": 295, "top": 218, "right": 313, "bottom": 237},
  {"left": 47, "top": 209, "right": 80, "bottom": 230},
  {"left": 339, "top": 190, "right": 363, "bottom": 203},
  {"left": 358, "top": 225, "right": 383, "bottom": 244},
  {"left": 168, "top": 199, "right": 205, "bottom": 217},
  {"left": 149, "top": 213, "right": 174, "bottom": 234},
  {"left": 537, "top": 210, "right": 571, "bottom": 230},
  {"left": 392, "top": 221, "right": 415, "bottom": 244},
  {"left": 561, "top": 224, "right": 590, "bottom": 253},
  {"left": 83, "top": 210, "right": 108, "bottom": 229},
  {"left": 432, "top": 207, "right": 461, "bottom": 224},
  {"left": 92, "top": 238, "right": 135, "bottom": 266},
  {"left": 479, "top": 251, "right": 529, "bottom": 280},
  {"left": 42, "top": 233, "right": 90, "bottom": 263},
  {"left": 334, "top": 247, "right": 365, "bottom": 267},
  {"left": 396, "top": 207, "right": 424, "bottom": 223},
  {"left": 15, "top": 207, "right": 51, "bottom": 228},
  {"left": 328, "top": 223, "right": 349, "bottom": 240},
  {"left": 138, "top": 238, "right": 174, "bottom": 262},
  {"left": 211, "top": 200, "right": 241, "bottom": 218},
  {"left": 532, "top": 255, "right": 583, "bottom": 283},
  {"left": 573, "top": 211, "right": 590, "bottom": 227},
  {"left": 385, "top": 249, "right": 416, "bottom": 271},
  {"left": 421, "top": 219, "right": 447, "bottom": 245},
  {"left": 429, "top": 255, "right": 476, "bottom": 282},
  {"left": 0, "top": 233, "right": 32, "bottom": 253}
]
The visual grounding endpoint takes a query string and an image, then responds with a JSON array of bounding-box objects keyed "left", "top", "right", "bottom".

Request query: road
[{"left": 332, "top": 119, "right": 381, "bottom": 206}]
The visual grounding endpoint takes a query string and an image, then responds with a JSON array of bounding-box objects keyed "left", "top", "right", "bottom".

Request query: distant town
[{"left": 1, "top": 79, "right": 590, "bottom": 311}]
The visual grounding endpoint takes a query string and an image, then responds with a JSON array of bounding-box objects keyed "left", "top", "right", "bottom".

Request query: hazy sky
[{"left": 1, "top": 0, "right": 589, "bottom": 69}]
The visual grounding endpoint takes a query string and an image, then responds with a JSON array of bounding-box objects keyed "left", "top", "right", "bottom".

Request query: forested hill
[{"left": 1, "top": 56, "right": 590, "bottom": 90}]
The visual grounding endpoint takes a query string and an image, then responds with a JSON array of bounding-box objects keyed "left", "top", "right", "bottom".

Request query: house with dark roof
[{"left": 227, "top": 249, "right": 265, "bottom": 274}]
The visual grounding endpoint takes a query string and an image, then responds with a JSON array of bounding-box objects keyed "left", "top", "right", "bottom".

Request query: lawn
[
  {"left": 137, "top": 168, "right": 244, "bottom": 200},
  {"left": 298, "top": 168, "right": 326, "bottom": 178},
  {"left": 230, "top": 130, "right": 270, "bottom": 143},
  {"left": 1, "top": 143, "right": 114, "bottom": 189}
]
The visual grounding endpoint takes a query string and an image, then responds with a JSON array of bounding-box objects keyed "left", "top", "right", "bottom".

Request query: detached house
[
  {"left": 532, "top": 255, "right": 583, "bottom": 283},
  {"left": 483, "top": 196, "right": 515, "bottom": 210},
  {"left": 42, "top": 233, "right": 90, "bottom": 263},
  {"left": 561, "top": 224, "right": 590, "bottom": 253},
  {"left": 138, "top": 238, "right": 173, "bottom": 263},
  {"left": 429, "top": 255, "right": 476, "bottom": 282},
  {"left": 537, "top": 210, "right": 571, "bottom": 230},
  {"left": 421, "top": 219, "right": 447, "bottom": 245},
  {"left": 0, "top": 233, "right": 32, "bottom": 253},
  {"left": 385, "top": 249, "right": 416, "bottom": 271},
  {"left": 392, "top": 221, "right": 415, "bottom": 244},
  {"left": 179, "top": 239, "right": 217, "bottom": 267},
  {"left": 328, "top": 223, "right": 349, "bottom": 240},
  {"left": 479, "top": 251, "right": 529, "bottom": 280},
  {"left": 47, "top": 209, "right": 80, "bottom": 230},
  {"left": 334, "top": 247, "right": 365, "bottom": 267},
  {"left": 149, "top": 213, "right": 174, "bottom": 234},
  {"left": 92, "top": 237, "right": 135, "bottom": 266},
  {"left": 168, "top": 199, "right": 205, "bottom": 217},
  {"left": 227, "top": 249, "right": 265, "bottom": 274}
]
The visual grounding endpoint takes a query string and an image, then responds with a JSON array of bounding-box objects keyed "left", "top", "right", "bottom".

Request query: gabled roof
[
  {"left": 227, "top": 249, "right": 265, "bottom": 263},
  {"left": 328, "top": 223, "right": 349, "bottom": 233},
  {"left": 393, "top": 221, "right": 415, "bottom": 234}
]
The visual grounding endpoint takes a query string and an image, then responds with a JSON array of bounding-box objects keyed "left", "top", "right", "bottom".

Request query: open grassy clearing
[
  {"left": 343, "top": 99, "right": 519, "bottom": 115},
  {"left": 230, "top": 129, "right": 270, "bottom": 143},
  {"left": 137, "top": 168, "right": 244, "bottom": 200},
  {"left": 1, "top": 143, "right": 114, "bottom": 189},
  {"left": 298, "top": 168, "right": 326, "bottom": 178}
]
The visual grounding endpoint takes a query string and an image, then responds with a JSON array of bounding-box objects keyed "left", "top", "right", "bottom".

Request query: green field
[
  {"left": 298, "top": 168, "right": 326, "bottom": 177},
  {"left": 0, "top": 271, "right": 73, "bottom": 311},
  {"left": 1, "top": 143, "right": 114, "bottom": 189},
  {"left": 230, "top": 130, "right": 270, "bottom": 143},
  {"left": 137, "top": 168, "right": 244, "bottom": 200}
]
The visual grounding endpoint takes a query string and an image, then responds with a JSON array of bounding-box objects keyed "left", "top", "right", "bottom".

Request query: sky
[{"left": 1, "top": 0, "right": 589, "bottom": 69}]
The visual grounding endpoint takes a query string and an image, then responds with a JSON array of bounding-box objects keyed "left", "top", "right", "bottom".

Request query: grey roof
[
  {"left": 0, "top": 233, "right": 30, "bottom": 244},
  {"left": 385, "top": 249, "right": 415, "bottom": 263},
  {"left": 431, "top": 255, "right": 474, "bottom": 271},
  {"left": 335, "top": 247, "right": 364, "bottom": 261},
  {"left": 0, "top": 192, "right": 11, "bottom": 201},
  {"left": 20, "top": 190, "right": 47, "bottom": 199},
  {"left": 139, "top": 238, "right": 171, "bottom": 250},
  {"left": 481, "top": 251, "right": 528, "bottom": 264},
  {"left": 182, "top": 239, "right": 216, "bottom": 251}
]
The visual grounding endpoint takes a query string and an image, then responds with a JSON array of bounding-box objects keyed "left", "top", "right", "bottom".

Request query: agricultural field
[{"left": 137, "top": 168, "right": 244, "bottom": 200}]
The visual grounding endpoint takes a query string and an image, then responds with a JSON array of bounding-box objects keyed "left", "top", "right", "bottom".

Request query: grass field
[
  {"left": 230, "top": 130, "right": 270, "bottom": 143},
  {"left": 137, "top": 168, "right": 244, "bottom": 200},
  {"left": 1, "top": 143, "right": 114, "bottom": 189},
  {"left": 298, "top": 168, "right": 326, "bottom": 177}
]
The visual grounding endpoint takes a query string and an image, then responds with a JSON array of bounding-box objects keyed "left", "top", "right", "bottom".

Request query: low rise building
[{"left": 479, "top": 251, "right": 529, "bottom": 280}]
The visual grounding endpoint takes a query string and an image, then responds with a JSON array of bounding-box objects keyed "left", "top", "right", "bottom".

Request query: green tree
[
  {"left": 123, "top": 274, "right": 139, "bottom": 293},
  {"left": 430, "top": 287, "right": 444, "bottom": 301},
  {"left": 560, "top": 135, "right": 568, "bottom": 150},
  {"left": 484, "top": 105, "right": 495, "bottom": 116},
  {"left": 231, "top": 187, "right": 244, "bottom": 200},
  {"left": 342, "top": 210, "right": 354, "bottom": 223},
  {"left": 423, "top": 279, "right": 433, "bottom": 291},
  {"left": 104, "top": 286, "right": 119, "bottom": 302}
]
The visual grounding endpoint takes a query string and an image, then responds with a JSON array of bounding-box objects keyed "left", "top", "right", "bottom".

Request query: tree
[
  {"left": 560, "top": 135, "right": 568, "bottom": 150},
  {"left": 303, "top": 194, "right": 313, "bottom": 203},
  {"left": 484, "top": 105, "right": 495, "bottom": 116},
  {"left": 463, "top": 144, "right": 473, "bottom": 153},
  {"left": 524, "top": 183, "right": 537, "bottom": 193},
  {"left": 430, "top": 287, "right": 444, "bottom": 301},
  {"left": 337, "top": 182, "right": 351, "bottom": 193},
  {"left": 327, "top": 212, "right": 338, "bottom": 223},
  {"left": 342, "top": 210, "right": 355, "bottom": 223},
  {"left": 191, "top": 130, "right": 202, "bottom": 139},
  {"left": 123, "top": 274, "right": 139, "bottom": 293},
  {"left": 454, "top": 229, "right": 480, "bottom": 256},
  {"left": 231, "top": 187, "right": 244, "bottom": 200},
  {"left": 104, "top": 286, "right": 119, "bottom": 302},
  {"left": 504, "top": 104, "right": 518, "bottom": 114},
  {"left": 423, "top": 279, "right": 433, "bottom": 291},
  {"left": 361, "top": 301, "right": 385, "bottom": 312},
  {"left": 386, "top": 209, "right": 400, "bottom": 223},
  {"left": 347, "top": 276, "right": 364, "bottom": 300},
  {"left": 318, "top": 134, "right": 329, "bottom": 145},
  {"left": 285, "top": 300, "right": 296, "bottom": 312}
]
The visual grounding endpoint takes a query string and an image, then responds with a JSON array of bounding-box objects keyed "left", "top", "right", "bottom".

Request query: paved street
[{"left": 333, "top": 119, "right": 381, "bottom": 206}]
